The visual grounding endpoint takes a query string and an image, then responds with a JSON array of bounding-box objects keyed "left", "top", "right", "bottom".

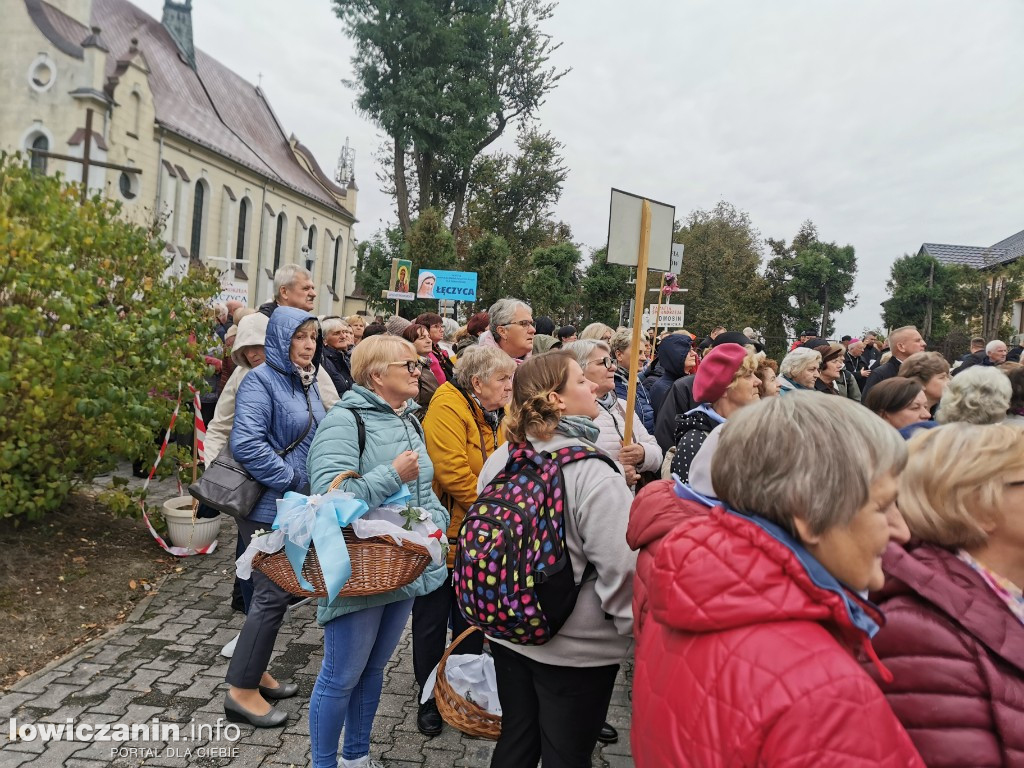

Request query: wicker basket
[
  {"left": 434, "top": 627, "right": 501, "bottom": 740},
  {"left": 252, "top": 471, "right": 432, "bottom": 599}
]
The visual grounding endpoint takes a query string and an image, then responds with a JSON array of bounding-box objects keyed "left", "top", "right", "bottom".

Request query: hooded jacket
[
  {"left": 632, "top": 502, "right": 924, "bottom": 768},
  {"left": 653, "top": 373, "right": 697, "bottom": 451},
  {"left": 306, "top": 384, "right": 449, "bottom": 625},
  {"left": 614, "top": 367, "right": 654, "bottom": 433},
  {"left": 320, "top": 345, "right": 353, "bottom": 398},
  {"left": 204, "top": 313, "right": 269, "bottom": 461},
  {"left": 230, "top": 307, "right": 327, "bottom": 524},
  {"left": 421, "top": 381, "right": 505, "bottom": 568},
  {"left": 866, "top": 542, "right": 1024, "bottom": 768},
  {"left": 669, "top": 403, "right": 724, "bottom": 482},
  {"left": 647, "top": 334, "right": 692, "bottom": 416}
]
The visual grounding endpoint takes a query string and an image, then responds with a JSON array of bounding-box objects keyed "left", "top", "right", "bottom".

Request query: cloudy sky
[{"left": 135, "top": 0, "right": 1024, "bottom": 334}]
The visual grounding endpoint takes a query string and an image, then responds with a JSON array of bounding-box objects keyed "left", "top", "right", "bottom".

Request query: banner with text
[
  {"left": 643, "top": 303, "right": 685, "bottom": 329},
  {"left": 417, "top": 269, "right": 478, "bottom": 301}
]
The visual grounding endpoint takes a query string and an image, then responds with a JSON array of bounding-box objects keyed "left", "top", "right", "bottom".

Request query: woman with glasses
[
  {"left": 479, "top": 298, "right": 535, "bottom": 363},
  {"left": 564, "top": 340, "right": 662, "bottom": 490},
  {"left": 306, "top": 335, "right": 449, "bottom": 768},
  {"left": 415, "top": 312, "right": 455, "bottom": 384},
  {"left": 867, "top": 423, "right": 1024, "bottom": 767},
  {"left": 401, "top": 323, "right": 441, "bottom": 413}
]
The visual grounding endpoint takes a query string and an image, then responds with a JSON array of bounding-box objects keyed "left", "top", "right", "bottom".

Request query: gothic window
[
  {"left": 305, "top": 225, "right": 317, "bottom": 273},
  {"left": 129, "top": 91, "right": 142, "bottom": 137},
  {"left": 273, "top": 214, "right": 287, "bottom": 273},
  {"left": 331, "top": 236, "right": 342, "bottom": 298},
  {"left": 190, "top": 181, "right": 206, "bottom": 260},
  {"left": 29, "top": 135, "right": 48, "bottom": 174},
  {"left": 235, "top": 198, "right": 250, "bottom": 280}
]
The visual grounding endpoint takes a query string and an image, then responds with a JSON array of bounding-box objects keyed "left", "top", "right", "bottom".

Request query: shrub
[{"left": 0, "top": 153, "right": 221, "bottom": 521}]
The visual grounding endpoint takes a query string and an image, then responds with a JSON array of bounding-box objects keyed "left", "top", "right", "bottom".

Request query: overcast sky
[{"left": 134, "top": 0, "right": 1024, "bottom": 335}]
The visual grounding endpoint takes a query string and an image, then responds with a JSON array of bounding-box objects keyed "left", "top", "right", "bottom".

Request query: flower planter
[{"left": 162, "top": 496, "right": 222, "bottom": 551}]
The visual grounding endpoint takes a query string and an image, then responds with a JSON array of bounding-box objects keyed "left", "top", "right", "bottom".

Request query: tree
[
  {"left": 352, "top": 225, "right": 404, "bottom": 315},
  {"left": 463, "top": 232, "right": 512, "bottom": 312},
  {"left": 581, "top": 247, "right": 632, "bottom": 327},
  {"left": 334, "top": 0, "right": 568, "bottom": 237},
  {"left": 521, "top": 242, "right": 581, "bottom": 320},
  {"left": 0, "top": 153, "right": 220, "bottom": 520},
  {"left": 881, "top": 251, "right": 961, "bottom": 339},
  {"left": 674, "top": 201, "right": 767, "bottom": 336}
]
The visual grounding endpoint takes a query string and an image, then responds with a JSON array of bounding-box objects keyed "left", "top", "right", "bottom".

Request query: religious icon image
[{"left": 417, "top": 271, "right": 436, "bottom": 299}]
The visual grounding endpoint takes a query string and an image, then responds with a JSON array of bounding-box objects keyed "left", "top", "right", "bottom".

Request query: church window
[
  {"left": 273, "top": 214, "right": 286, "bottom": 272},
  {"left": 119, "top": 172, "right": 137, "bottom": 200},
  {"left": 190, "top": 181, "right": 206, "bottom": 260},
  {"left": 235, "top": 198, "right": 250, "bottom": 280},
  {"left": 27, "top": 55, "right": 56, "bottom": 93},
  {"left": 29, "top": 135, "right": 48, "bottom": 174},
  {"left": 129, "top": 92, "right": 142, "bottom": 137},
  {"left": 331, "top": 236, "right": 342, "bottom": 296},
  {"left": 305, "top": 225, "right": 317, "bottom": 273}
]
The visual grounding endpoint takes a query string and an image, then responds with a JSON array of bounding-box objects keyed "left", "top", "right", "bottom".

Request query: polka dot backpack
[{"left": 453, "top": 442, "right": 617, "bottom": 645}]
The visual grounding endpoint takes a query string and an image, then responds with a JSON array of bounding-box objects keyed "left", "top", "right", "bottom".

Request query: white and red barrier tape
[
  {"left": 139, "top": 382, "right": 218, "bottom": 558},
  {"left": 188, "top": 383, "right": 207, "bottom": 465}
]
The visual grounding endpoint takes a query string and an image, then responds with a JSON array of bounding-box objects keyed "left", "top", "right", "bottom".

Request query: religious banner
[
  {"left": 417, "top": 269, "right": 478, "bottom": 301},
  {"left": 386, "top": 258, "right": 414, "bottom": 301}
]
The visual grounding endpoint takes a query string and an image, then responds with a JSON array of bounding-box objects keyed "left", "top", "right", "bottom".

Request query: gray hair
[
  {"left": 561, "top": 340, "right": 611, "bottom": 372},
  {"left": 986, "top": 339, "right": 1007, "bottom": 355},
  {"left": 608, "top": 329, "right": 632, "bottom": 357},
  {"left": 712, "top": 392, "right": 908, "bottom": 536},
  {"left": 488, "top": 298, "right": 532, "bottom": 336},
  {"left": 321, "top": 317, "right": 350, "bottom": 337},
  {"left": 442, "top": 317, "right": 460, "bottom": 341},
  {"left": 454, "top": 345, "right": 517, "bottom": 390},
  {"left": 779, "top": 348, "right": 822, "bottom": 379},
  {"left": 935, "top": 366, "right": 1012, "bottom": 425},
  {"left": 273, "top": 264, "right": 313, "bottom": 297}
]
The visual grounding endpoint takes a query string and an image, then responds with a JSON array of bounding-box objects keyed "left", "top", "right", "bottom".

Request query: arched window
[
  {"left": 331, "top": 236, "right": 342, "bottom": 296},
  {"left": 189, "top": 181, "right": 205, "bottom": 260},
  {"left": 306, "top": 225, "right": 317, "bottom": 273},
  {"left": 273, "top": 214, "right": 286, "bottom": 273},
  {"left": 30, "top": 135, "right": 48, "bottom": 174},
  {"left": 235, "top": 198, "right": 250, "bottom": 279},
  {"left": 130, "top": 91, "right": 142, "bottom": 137}
]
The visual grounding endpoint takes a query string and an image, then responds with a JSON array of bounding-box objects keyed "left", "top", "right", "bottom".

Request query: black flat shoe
[
  {"left": 223, "top": 692, "right": 288, "bottom": 728},
  {"left": 258, "top": 681, "right": 299, "bottom": 700},
  {"left": 597, "top": 721, "right": 618, "bottom": 745},
  {"left": 417, "top": 698, "right": 443, "bottom": 737}
]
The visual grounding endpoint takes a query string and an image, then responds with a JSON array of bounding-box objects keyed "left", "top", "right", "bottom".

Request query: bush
[{"left": 0, "top": 153, "right": 221, "bottom": 521}]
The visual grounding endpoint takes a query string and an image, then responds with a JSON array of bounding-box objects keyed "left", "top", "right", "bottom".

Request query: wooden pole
[
  {"left": 652, "top": 272, "right": 665, "bottom": 342},
  {"left": 623, "top": 200, "right": 651, "bottom": 447}
]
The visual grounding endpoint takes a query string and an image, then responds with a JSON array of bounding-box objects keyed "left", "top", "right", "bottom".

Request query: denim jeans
[{"left": 309, "top": 599, "right": 414, "bottom": 767}]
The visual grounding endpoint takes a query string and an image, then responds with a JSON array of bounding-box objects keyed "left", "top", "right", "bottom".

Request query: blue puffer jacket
[
  {"left": 230, "top": 306, "right": 327, "bottom": 525},
  {"left": 307, "top": 384, "right": 450, "bottom": 625}
]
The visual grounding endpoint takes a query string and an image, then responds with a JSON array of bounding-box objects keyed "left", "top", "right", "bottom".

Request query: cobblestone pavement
[{"left": 0, "top": 469, "right": 634, "bottom": 767}]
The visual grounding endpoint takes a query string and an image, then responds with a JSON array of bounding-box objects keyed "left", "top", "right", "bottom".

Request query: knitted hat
[
  {"left": 693, "top": 343, "right": 748, "bottom": 403},
  {"left": 385, "top": 315, "right": 411, "bottom": 336}
]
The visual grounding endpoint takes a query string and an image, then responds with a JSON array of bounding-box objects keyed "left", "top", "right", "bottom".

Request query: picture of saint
[
  {"left": 417, "top": 271, "right": 436, "bottom": 299},
  {"left": 395, "top": 266, "right": 410, "bottom": 293}
]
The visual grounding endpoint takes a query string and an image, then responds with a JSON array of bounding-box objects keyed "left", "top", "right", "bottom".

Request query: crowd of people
[{"left": 196, "top": 264, "right": 1023, "bottom": 768}]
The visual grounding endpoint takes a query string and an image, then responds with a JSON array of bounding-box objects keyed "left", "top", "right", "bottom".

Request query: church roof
[
  {"left": 26, "top": 0, "right": 353, "bottom": 219},
  {"left": 920, "top": 228, "right": 1023, "bottom": 270}
]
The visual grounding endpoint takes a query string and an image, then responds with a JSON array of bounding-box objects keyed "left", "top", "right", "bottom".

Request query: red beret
[{"left": 693, "top": 343, "right": 749, "bottom": 403}]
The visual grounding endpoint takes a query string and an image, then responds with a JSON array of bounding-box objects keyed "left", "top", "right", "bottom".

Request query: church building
[{"left": 2, "top": 0, "right": 365, "bottom": 314}]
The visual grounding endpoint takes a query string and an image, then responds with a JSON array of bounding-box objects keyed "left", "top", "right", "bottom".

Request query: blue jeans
[{"left": 310, "top": 599, "right": 414, "bottom": 767}]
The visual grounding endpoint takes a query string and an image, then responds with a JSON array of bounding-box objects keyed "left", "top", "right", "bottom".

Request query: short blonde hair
[
  {"left": 779, "top": 348, "right": 821, "bottom": 379},
  {"left": 350, "top": 334, "right": 416, "bottom": 388},
  {"left": 935, "top": 366, "right": 1011, "bottom": 425},
  {"left": 345, "top": 314, "right": 366, "bottom": 328},
  {"left": 712, "top": 392, "right": 907, "bottom": 535},
  {"left": 899, "top": 423, "right": 1024, "bottom": 548},
  {"left": 608, "top": 329, "right": 632, "bottom": 357},
  {"left": 579, "top": 322, "right": 614, "bottom": 341},
  {"left": 454, "top": 345, "right": 516, "bottom": 390}
]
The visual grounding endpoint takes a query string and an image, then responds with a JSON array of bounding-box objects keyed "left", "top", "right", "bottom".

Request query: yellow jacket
[{"left": 421, "top": 381, "right": 505, "bottom": 567}]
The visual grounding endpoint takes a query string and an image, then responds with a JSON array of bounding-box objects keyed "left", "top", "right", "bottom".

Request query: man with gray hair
[
  {"left": 258, "top": 264, "right": 317, "bottom": 318},
  {"left": 953, "top": 338, "right": 1008, "bottom": 376},
  {"left": 861, "top": 326, "right": 927, "bottom": 400}
]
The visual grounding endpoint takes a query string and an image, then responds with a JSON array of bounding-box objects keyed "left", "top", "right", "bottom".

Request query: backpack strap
[{"left": 549, "top": 444, "right": 622, "bottom": 475}]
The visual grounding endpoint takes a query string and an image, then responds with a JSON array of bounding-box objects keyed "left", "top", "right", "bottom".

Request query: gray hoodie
[{"left": 477, "top": 433, "right": 637, "bottom": 667}]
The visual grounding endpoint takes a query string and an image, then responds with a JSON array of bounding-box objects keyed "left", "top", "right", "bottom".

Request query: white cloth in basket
[{"left": 421, "top": 653, "right": 501, "bottom": 716}]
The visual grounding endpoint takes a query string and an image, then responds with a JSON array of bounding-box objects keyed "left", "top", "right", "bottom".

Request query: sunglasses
[
  {"left": 589, "top": 356, "right": 616, "bottom": 371},
  {"left": 388, "top": 360, "right": 420, "bottom": 374},
  {"left": 503, "top": 319, "right": 535, "bottom": 328}
]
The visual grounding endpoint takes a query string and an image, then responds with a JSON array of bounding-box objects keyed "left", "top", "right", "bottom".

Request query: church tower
[{"left": 162, "top": 0, "right": 195, "bottom": 69}]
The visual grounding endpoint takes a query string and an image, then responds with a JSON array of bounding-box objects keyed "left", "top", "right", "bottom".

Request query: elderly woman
[
  {"left": 755, "top": 358, "right": 780, "bottom": 398},
  {"left": 815, "top": 342, "right": 861, "bottom": 400},
  {"left": 897, "top": 351, "right": 950, "bottom": 415},
  {"left": 564, "top": 340, "right": 662, "bottom": 488},
  {"left": 412, "top": 345, "right": 516, "bottom": 735},
  {"left": 671, "top": 344, "right": 759, "bottom": 482},
  {"left": 320, "top": 316, "right": 354, "bottom": 398},
  {"left": 864, "top": 378, "right": 932, "bottom": 431},
  {"left": 401, "top": 323, "right": 441, "bottom": 413},
  {"left": 609, "top": 329, "right": 655, "bottom": 433},
  {"left": 935, "top": 365, "right": 1011, "bottom": 425},
  {"left": 480, "top": 298, "right": 535, "bottom": 362},
  {"left": 476, "top": 351, "right": 636, "bottom": 767},
  {"left": 224, "top": 308, "right": 327, "bottom": 728},
  {"left": 580, "top": 322, "right": 614, "bottom": 342},
  {"left": 778, "top": 347, "right": 821, "bottom": 392},
  {"left": 305, "top": 335, "right": 449, "bottom": 768},
  {"left": 631, "top": 393, "right": 924, "bottom": 767},
  {"left": 345, "top": 314, "right": 366, "bottom": 345},
  {"left": 867, "top": 423, "right": 1024, "bottom": 766},
  {"left": 415, "top": 312, "right": 455, "bottom": 384}
]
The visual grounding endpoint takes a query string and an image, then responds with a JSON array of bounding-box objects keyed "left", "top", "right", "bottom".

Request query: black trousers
[
  {"left": 489, "top": 643, "right": 619, "bottom": 768},
  {"left": 411, "top": 569, "right": 483, "bottom": 689},
  {"left": 225, "top": 517, "right": 292, "bottom": 689}
]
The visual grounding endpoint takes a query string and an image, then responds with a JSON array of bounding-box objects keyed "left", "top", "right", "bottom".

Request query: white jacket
[{"left": 594, "top": 396, "right": 663, "bottom": 475}]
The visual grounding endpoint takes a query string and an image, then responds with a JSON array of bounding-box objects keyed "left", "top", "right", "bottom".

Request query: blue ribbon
[
  {"left": 273, "top": 491, "right": 369, "bottom": 602},
  {"left": 382, "top": 484, "right": 412, "bottom": 507}
]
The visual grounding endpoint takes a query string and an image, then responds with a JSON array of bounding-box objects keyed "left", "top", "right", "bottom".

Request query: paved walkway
[{"left": 0, "top": 470, "right": 634, "bottom": 767}]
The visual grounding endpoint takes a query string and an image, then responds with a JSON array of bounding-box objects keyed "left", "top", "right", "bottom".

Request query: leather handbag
[{"left": 188, "top": 396, "right": 314, "bottom": 519}]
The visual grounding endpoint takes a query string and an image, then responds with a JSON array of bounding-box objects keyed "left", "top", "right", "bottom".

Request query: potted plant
[{"left": 162, "top": 437, "right": 222, "bottom": 551}]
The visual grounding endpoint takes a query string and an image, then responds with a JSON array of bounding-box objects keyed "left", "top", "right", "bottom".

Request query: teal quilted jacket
[{"left": 306, "top": 384, "right": 449, "bottom": 625}]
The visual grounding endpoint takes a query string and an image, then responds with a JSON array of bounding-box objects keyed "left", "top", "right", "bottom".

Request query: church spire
[{"left": 161, "top": 0, "right": 195, "bottom": 69}]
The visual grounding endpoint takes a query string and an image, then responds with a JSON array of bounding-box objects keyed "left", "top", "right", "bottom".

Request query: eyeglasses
[
  {"left": 388, "top": 360, "right": 419, "bottom": 374},
  {"left": 503, "top": 320, "right": 535, "bottom": 328},
  {"left": 589, "top": 356, "right": 616, "bottom": 371}
]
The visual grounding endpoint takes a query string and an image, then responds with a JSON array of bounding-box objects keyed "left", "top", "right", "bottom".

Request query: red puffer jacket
[
  {"left": 867, "top": 542, "right": 1024, "bottom": 768},
  {"left": 633, "top": 503, "right": 924, "bottom": 768}
]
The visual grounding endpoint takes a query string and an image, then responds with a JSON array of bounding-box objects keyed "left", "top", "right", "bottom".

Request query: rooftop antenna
[{"left": 335, "top": 137, "right": 355, "bottom": 185}]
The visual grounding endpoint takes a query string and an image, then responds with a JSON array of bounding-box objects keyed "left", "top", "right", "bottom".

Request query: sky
[{"left": 133, "top": 0, "right": 1024, "bottom": 335}]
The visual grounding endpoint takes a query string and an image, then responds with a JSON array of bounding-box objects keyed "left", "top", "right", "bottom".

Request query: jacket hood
[
  {"left": 627, "top": 478, "right": 709, "bottom": 552},
  {"left": 650, "top": 504, "right": 886, "bottom": 660},
  {"left": 658, "top": 334, "right": 693, "bottom": 379},
  {"left": 230, "top": 312, "right": 269, "bottom": 369},
  {"left": 532, "top": 334, "right": 559, "bottom": 355},
  {"left": 264, "top": 306, "right": 322, "bottom": 381}
]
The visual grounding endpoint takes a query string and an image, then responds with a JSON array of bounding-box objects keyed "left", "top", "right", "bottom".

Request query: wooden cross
[{"left": 30, "top": 108, "right": 142, "bottom": 204}]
